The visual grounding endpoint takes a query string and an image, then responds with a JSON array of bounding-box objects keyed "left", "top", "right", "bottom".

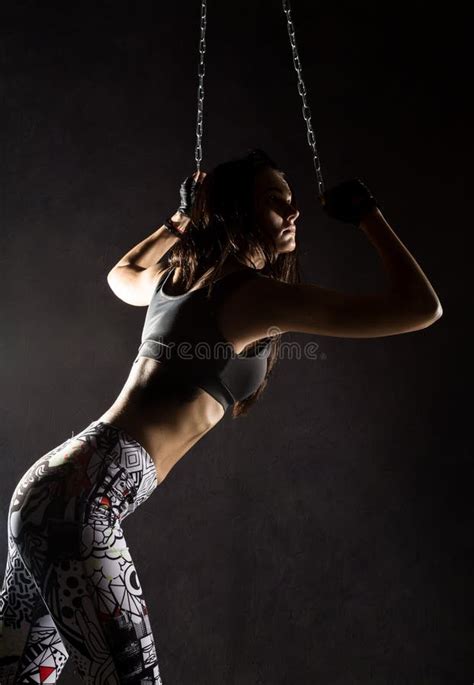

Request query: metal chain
[
  {"left": 282, "top": 0, "right": 325, "bottom": 197},
  {"left": 194, "top": 0, "right": 207, "bottom": 171},
  {"left": 193, "top": 0, "right": 324, "bottom": 197}
]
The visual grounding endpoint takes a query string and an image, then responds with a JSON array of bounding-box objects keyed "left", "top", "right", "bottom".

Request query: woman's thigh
[
  {"left": 0, "top": 530, "right": 69, "bottom": 684},
  {"left": 6, "top": 420, "right": 163, "bottom": 684}
]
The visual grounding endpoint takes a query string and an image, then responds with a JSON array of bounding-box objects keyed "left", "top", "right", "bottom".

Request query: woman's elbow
[
  {"left": 431, "top": 303, "right": 444, "bottom": 322},
  {"left": 422, "top": 292, "right": 443, "bottom": 323},
  {"left": 401, "top": 287, "right": 443, "bottom": 329},
  {"left": 414, "top": 303, "right": 443, "bottom": 331}
]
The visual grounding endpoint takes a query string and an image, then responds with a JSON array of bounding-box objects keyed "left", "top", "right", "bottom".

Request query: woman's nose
[{"left": 287, "top": 205, "right": 299, "bottom": 222}]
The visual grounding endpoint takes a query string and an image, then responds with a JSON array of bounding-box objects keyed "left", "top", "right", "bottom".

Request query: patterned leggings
[{"left": 0, "top": 420, "right": 163, "bottom": 684}]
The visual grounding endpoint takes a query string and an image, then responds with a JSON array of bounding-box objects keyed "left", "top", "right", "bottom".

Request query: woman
[{"left": 0, "top": 149, "right": 442, "bottom": 683}]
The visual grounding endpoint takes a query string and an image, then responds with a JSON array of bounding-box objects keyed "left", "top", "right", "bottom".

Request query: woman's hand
[
  {"left": 171, "top": 170, "right": 207, "bottom": 232},
  {"left": 320, "top": 178, "right": 378, "bottom": 227},
  {"left": 177, "top": 170, "right": 207, "bottom": 217}
]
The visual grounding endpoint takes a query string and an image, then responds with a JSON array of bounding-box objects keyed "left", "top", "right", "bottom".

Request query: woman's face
[{"left": 254, "top": 167, "right": 299, "bottom": 256}]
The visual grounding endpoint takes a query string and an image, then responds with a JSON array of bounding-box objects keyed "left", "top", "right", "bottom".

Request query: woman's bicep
[
  {"left": 107, "top": 263, "right": 166, "bottom": 307},
  {"left": 246, "top": 278, "right": 440, "bottom": 340}
]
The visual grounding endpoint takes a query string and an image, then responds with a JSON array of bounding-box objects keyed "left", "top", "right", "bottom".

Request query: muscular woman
[{"left": 0, "top": 149, "right": 442, "bottom": 683}]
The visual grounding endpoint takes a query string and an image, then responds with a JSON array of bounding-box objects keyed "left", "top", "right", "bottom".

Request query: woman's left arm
[{"left": 359, "top": 207, "right": 443, "bottom": 316}]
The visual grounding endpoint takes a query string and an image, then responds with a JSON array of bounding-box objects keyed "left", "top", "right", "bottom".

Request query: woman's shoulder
[{"left": 209, "top": 265, "right": 269, "bottom": 298}]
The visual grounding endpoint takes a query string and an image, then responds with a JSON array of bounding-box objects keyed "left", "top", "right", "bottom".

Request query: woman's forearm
[
  {"left": 359, "top": 208, "right": 443, "bottom": 316},
  {"left": 109, "top": 212, "right": 191, "bottom": 271}
]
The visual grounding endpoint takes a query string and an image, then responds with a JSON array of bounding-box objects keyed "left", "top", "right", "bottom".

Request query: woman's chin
[{"left": 276, "top": 239, "right": 296, "bottom": 254}]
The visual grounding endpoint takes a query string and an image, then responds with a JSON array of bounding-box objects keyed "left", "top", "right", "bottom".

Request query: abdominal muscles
[{"left": 97, "top": 357, "right": 226, "bottom": 484}]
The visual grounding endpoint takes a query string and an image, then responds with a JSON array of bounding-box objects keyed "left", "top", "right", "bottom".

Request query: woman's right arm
[
  {"left": 225, "top": 207, "right": 443, "bottom": 342},
  {"left": 106, "top": 212, "right": 191, "bottom": 306},
  {"left": 107, "top": 171, "right": 204, "bottom": 306}
]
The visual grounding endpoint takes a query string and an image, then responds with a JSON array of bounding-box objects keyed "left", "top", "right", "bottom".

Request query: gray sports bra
[{"left": 134, "top": 266, "right": 272, "bottom": 412}]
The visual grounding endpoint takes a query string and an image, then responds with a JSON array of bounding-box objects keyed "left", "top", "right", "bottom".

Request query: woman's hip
[{"left": 8, "top": 420, "right": 158, "bottom": 556}]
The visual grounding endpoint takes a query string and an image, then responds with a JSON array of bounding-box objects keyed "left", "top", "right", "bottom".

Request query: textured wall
[{"left": 0, "top": 1, "right": 469, "bottom": 683}]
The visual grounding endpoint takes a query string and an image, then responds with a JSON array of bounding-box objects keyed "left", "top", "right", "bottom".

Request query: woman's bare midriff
[
  {"left": 96, "top": 356, "right": 227, "bottom": 485},
  {"left": 97, "top": 261, "right": 264, "bottom": 484}
]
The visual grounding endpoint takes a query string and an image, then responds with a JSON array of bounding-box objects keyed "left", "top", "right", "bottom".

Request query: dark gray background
[{"left": 1, "top": 1, "right": 470, "bottom": 683}]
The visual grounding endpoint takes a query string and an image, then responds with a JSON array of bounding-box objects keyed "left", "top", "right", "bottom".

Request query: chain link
[
  {"left": 282, "top": 0, "right": 325, "bottom": 197},
  {"left": 193, "top": 0, "right": 325, "bottom": 196},
  {"left": 194, "top": 0, "right": 207, "bottom": 171}
]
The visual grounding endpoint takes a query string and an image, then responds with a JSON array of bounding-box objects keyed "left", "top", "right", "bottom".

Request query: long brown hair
[{"left": 166, "top": 148, "right": 302, "bottom": 418}]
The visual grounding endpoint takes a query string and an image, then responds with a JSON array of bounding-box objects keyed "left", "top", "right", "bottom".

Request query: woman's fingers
[{"left": 192, "top": 170, "right": 207, "bottom": 182}]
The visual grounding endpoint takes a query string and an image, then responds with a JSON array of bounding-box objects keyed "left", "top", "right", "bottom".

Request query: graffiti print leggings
[{"left": 0, "top": 420, "right": 164, "bottom": 684}]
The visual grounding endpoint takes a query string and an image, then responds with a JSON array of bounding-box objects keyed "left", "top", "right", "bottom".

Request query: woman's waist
[
  {"left": 123, "top": 356, "right": 226, "bottom": 427},
  {"left": 99, "top": 357, "right": 225, "bottom": 479}
]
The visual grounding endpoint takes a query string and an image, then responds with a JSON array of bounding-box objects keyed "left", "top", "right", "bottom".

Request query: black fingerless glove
[
  {"left": 178, "top": 174, "right": 199, "bottom": 217},
  {"left": 320, "top": 178, "right": 378, "bottom": 225},
  {"left": 163, "top": 174, "right": 200, "bottom": 240}
]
